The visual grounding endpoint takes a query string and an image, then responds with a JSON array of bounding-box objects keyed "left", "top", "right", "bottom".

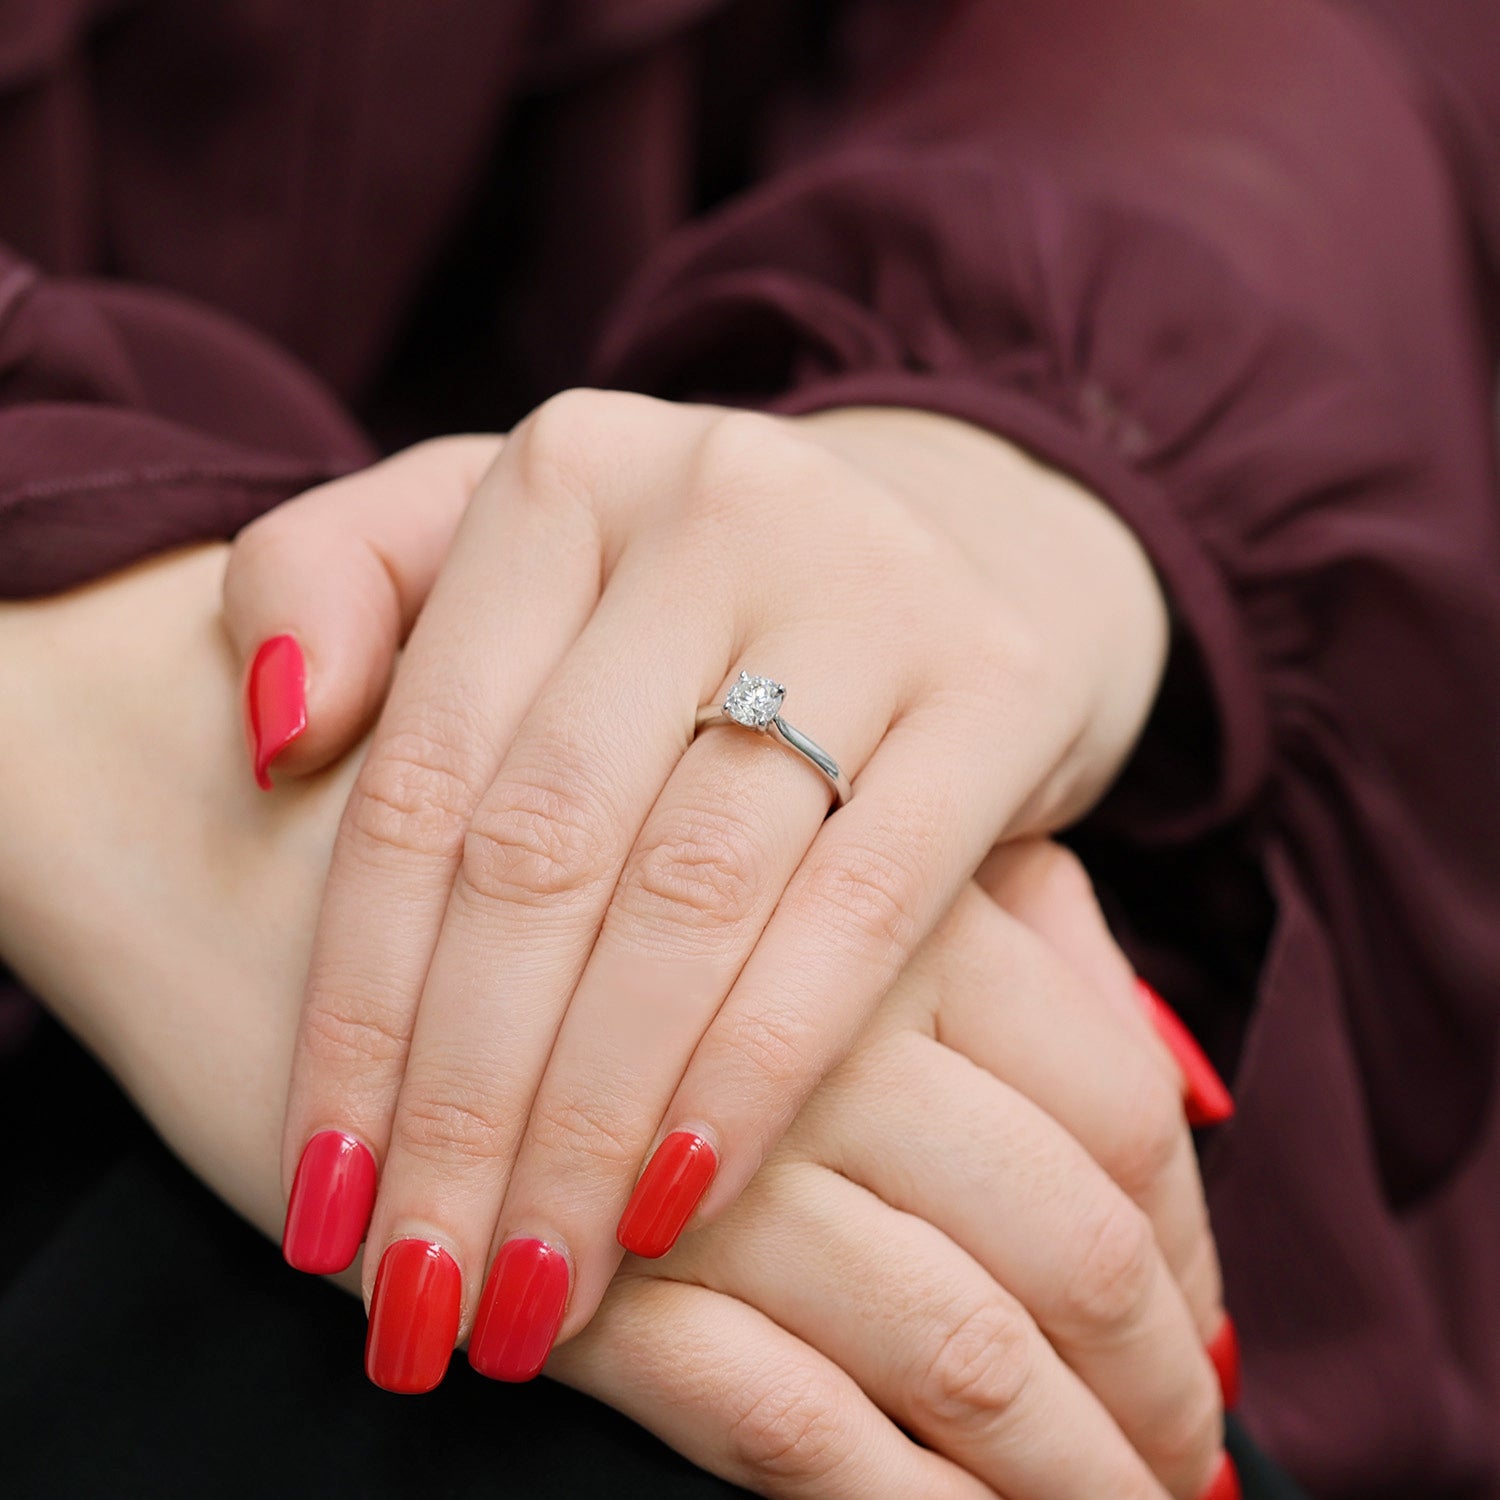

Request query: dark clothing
[{"left": 1, "top": 2, "right": 1498, "bottom": 1492}]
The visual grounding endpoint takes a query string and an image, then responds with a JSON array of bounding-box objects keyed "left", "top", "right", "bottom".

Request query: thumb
[{"left": 224, "top": 435, "right": 503, "bottom": 786}]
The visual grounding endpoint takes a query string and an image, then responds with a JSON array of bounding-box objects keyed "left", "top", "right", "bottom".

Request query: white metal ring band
[{"left": 693, "top": 672, "right": 852, "bottom": 808}]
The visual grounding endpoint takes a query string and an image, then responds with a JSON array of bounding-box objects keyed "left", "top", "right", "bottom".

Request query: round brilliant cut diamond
[{"left": 723, "top": 672, "right": 785, "bottom": 729}]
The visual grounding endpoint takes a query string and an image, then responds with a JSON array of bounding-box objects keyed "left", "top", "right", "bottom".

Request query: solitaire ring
[{"left": 694, "top": 672, "right": 852, "bottom": 808}]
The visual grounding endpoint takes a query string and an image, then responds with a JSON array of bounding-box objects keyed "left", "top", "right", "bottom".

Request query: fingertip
[
  {"left": 1136, "top": 979, "right": 1236, "bottom": 1127},
  {"left": 617, "top": 1131, "right": 719, "bottom": 1258},
  {"left": 469, "top": 1236, "right": 572, "bottom": 1382}
]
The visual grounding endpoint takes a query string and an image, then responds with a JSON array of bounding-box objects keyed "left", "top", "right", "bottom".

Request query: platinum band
[{"left": 694, "top": 672, "right": 852, "bottom": 808}]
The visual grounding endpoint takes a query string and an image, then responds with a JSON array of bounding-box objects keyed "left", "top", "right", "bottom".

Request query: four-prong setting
[{"left": 722, "top": 672, "right": 785, "bottom": 731}]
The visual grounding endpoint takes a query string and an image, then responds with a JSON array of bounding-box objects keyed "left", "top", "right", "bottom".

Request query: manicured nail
[
  {"left": 365, "top": 1239, "right": 462, "bottom": 1394},
  {"left": 246, "top": 634, "right": 307, "bottom": 789},
  {"left": 1208, "top": 1314, "right": 1242, "bottom": 1410},
  {"left": 1198, "top": 1452, "right": 1241, "bottom": 1500},
  {"left": 617, "top": 1131, "right": 717, "bottom": 1258},
  {"left": 1136, "top": 979, "right": 1235, "bottom": 1127},
  {"left": 282, "top": 1130, "right": 377, "bottom": 1274},
  {"left": 469, "top": 1238, "right": 570, "bottom": 1382}
]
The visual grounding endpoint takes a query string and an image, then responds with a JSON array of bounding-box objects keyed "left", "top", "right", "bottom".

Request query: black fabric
[{"left": 0, "top": 1020, "right": 1307, "bottom": 1499}]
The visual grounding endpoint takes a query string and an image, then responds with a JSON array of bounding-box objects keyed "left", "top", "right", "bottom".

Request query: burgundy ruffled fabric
[{"left": 2, "top": 1, "right": 1500, "bottom": 1492}]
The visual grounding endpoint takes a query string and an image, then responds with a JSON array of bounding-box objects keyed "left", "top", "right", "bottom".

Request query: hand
[
  {"left": 0, "top": 547, "right": 1233, "bottom": 1498},
  {"left": 561, "top": 858, "right": 1239, "bottom": 1500},
  {"left": 221, "top": 394, "right": 1170, "bottom": 1381}
]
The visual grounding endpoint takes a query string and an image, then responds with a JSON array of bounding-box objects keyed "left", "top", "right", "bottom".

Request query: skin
[
  {"left": 0, "top": 545, "right": 1223, "bottom": 1497},
  {"left": 217, "top": 397, "right": 1173, "bottom": 1373}
]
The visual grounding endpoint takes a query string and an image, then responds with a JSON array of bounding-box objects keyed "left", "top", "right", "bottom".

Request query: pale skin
[
  {"left": 0, "top": 544, "right": 1226, "bottom": 1497},
  {"left": 218, "top": 395, "right": 1175, "bottom": 1375}
]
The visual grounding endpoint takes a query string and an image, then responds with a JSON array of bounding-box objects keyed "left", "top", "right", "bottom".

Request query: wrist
[
  {"left": 0, "top": 546, "right": 235, "bottom": 1029},
  {"left": 793, "top": 405, "right": 1169, "bottom": 823}
]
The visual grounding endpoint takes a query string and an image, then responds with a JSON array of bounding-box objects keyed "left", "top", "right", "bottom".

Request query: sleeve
[
  {"left": 0, "top": 246, "right": 373, "bottom": 1050},
  {"left": 590, "top": 0, "right": 1500, "bottom": 1205},
  {"left": 0, "top": 251, "right": 373, "bottom": 598}
]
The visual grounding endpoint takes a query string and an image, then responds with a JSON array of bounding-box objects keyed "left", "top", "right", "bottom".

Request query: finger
[
  {"left": 978, "top": 842, "right": 1237, "bottom": 1129},
  {"left": 814, "top": 1030, "right": 1223, "bottom": 1498},
  {"left": 926, "top": 884, "right": 1225, "bottom": 1345},
  {"left": 651, "top": 705, "right": 1020, "bottom": 1237},
  {"left": 280, "top": 425, "right": 606, "bottom": 1274},
  {"left": 976, "top": 839, "right": 1141, "bottom": 1024},
  {"left": 668, "top": 1160, "right": 1172, "bottom": 1499},
  {"left": 477, "top": 646, "right": 898, "bottom": 1361},
  {"left": 546, "top": 1273, "right": 996, "bottom": 1500},
  {"left": 226, "top": 436, "right": 501, "bottom": 784}
]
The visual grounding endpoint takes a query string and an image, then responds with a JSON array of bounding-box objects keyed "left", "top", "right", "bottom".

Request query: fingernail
[
  {"left": 246, "top": 634, "right": 307, "bottom": 790},
  {"left": 282, "top": 1130, "right": 377, "bottom": 1274},
  {"left": 617, "top": 1131, "right": 718, "bottom": 1258},
  {"left": 1136, "top": 979, "right": 1235, "bottom": 1127},
  {"left": 365, "top": 1239, "right": 462, "bottom": 1394},
  {"left": 1198, "top": 1452, "right": 1242, "bottom": 1500},
  {"left": 1208, "top": 1314, "right": 1242, "bottom": 1410},
  {"left": 469, "top": 1238, "right": 570, "bottom": 1382}
]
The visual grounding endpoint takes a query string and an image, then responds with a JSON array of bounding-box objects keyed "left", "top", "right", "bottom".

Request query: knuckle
[
  {"left": 912, "top": 1300, "right": 1036, "bottom": 1435},
  {"left": 300, "top": 1000, "right": 410, "bottom": 1071},
  {"left": 615, "top": 807, "right": 767, "bottom": 945},
  {"left": 688, "top": 412, "right": 831, "bottom": 524},
  {"left": 526, "top": 385, "right": 620, "bottom": 443},
  {"left": 228, "top": 506, "right": 303, "bottom": 582},
  {"left": 712, "top": 1002, "right": 818, "bottom": 1099},
  {"left": 513, "top": 387, "right": 623, "bottom": 513},
  {"left": 526, "top": 1090, "right": 643, "bottom": 1173},
  {"left": 460, "top": 765, "right": 614, "bottom": 908},
  {"left": 723, "top": 1373, "right": 854, "bottom": 1486},
  {"left": 1062, "top": 1195, "right": 1162, "bottom": 1336},
  {"left": 801, "top": 843, "right": 919, "bottom": 960},
  {"left": 350, "top": 723, "right": 477, "bottom": 861},
  {"left": 1103, "top": 1069, "right": 1189, "bottom": 1202},
  {"left": 969, "top": 610, "right": 1049, "bottom": 703},
  {"left": 397, "top": 1075, "right": 508, "bottom": 1165},
  {"left": 1025, "top": 839, "right": 1098, "bottom": 910}
]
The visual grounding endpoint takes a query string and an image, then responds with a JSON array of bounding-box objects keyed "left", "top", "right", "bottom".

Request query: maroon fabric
[{"left": 1, "top": 2, "right": 1498, "bottom": 1492}]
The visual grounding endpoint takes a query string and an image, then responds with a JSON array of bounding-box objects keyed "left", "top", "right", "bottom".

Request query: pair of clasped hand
[{"left": 1, "top": 392, "right": 1239, "bottom": 1497}]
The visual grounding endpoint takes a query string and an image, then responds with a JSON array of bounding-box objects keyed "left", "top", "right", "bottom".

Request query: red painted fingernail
[
  {"left": 282, "top": 1130, "right": 377, "bottom": 1274},
  {"left": 469, "top": 1238, "right": 570, "bottom": 1382},
  {"left": 617, "top": 1131, "right": 717, "bottom": 1258},
  {"left": 1208, "top": 1314, "right": 1242, "bottom": 1410},
  {"left": 1198, "top": 1452, "right": 1241, "bottom": 1500},
  {"left": 246, "top": 634, "right": 307, "bottom": 789},
  {"left": 365, "top": 1239, "right": 462, "bottom": 1394},
  {"left": 1136, "top": 979, "right": 1235, "bottom": 1126}
]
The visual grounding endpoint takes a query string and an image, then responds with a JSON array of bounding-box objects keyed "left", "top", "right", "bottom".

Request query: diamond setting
[{"left": 722, "top": 672, "right": 785, "bottom": 729}]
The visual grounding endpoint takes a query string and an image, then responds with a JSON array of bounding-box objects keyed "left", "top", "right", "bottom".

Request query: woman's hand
[
  {"left": 0, "top": 547, "right": 1234, "bottom": 1498},
  {"left": 561, "top": 863, "right": 1238, "bottom": 1500},
  {"left": 220, "top": 394, "right": 1171, "bottom": 1376}
]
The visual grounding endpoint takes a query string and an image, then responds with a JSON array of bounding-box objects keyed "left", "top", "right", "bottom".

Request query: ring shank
[{"left": 693, "top": 706, "right": 851, "bottom": 808}]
